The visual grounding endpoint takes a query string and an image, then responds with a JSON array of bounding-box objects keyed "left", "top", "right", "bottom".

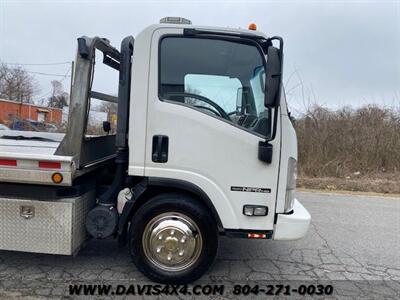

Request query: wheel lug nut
[
  {"left": 167, "top": 255, "right": 172, "bottom": 261},
  {"left": 158, "top": 235, "right": 163, "bottom": 240},
  {"left": 156, "top": 247, "right": 162, "bottom": 253},
  {"left": 179, "top": 250, "right": 184, "bottom": 256},
  {"left": 170, "top": 230, "right": 175, "bottom": 235}
]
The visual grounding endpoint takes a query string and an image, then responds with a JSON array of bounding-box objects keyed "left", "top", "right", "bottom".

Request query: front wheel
[{"left": 129, "top": 193, "right": 218, "bottom": 284}]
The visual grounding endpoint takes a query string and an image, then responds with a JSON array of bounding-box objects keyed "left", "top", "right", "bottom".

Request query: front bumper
[{"left": 273, "top": 199, "right": 311, "bottom": 240}]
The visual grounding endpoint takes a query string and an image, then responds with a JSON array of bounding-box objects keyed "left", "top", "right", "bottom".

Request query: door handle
[{"left": 152, "top": 135, "right": 169, "bottom": 163}]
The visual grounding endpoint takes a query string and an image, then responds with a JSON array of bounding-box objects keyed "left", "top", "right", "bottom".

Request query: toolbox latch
[{"left": 20, "top": 206, "right": 35, "bottom": 219}]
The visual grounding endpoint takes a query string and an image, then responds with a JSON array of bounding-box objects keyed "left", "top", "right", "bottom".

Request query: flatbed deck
[
  {"left": 0, "top": 130, "right": 75, "bottom": 186},
  {"left": 0, "top": 130, "right": 64, "bottom": 156}
]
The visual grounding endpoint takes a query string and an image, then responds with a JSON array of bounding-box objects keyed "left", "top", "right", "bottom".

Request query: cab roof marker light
[
  {"left": 160, "top": 17, "right": 192, "bottom": 25},
  {"left": 248, "top": 23, "right": 257, "bottom": 30}
]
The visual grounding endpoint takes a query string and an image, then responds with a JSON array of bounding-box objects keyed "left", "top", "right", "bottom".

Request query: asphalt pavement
[{"left": 0, "top": 191, "right": 399, "bottom": 299}]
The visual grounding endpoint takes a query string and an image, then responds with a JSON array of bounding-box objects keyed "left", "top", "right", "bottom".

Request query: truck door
[{"left": 144, "top": 28, "right": 281, "bottom": 231}]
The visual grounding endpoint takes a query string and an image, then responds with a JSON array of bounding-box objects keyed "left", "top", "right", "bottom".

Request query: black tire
[{"left": 129, "top": 192, "right": 218, "bottom": 284}]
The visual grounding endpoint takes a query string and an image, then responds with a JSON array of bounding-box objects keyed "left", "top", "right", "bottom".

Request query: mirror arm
[{"left": 267, "top": 36, "right": 284, "bottom": 58}]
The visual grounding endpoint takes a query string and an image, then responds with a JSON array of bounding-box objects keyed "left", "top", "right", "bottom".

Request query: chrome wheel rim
[{"left": 142, "top": 212, "right": 203, "bottom": 272}]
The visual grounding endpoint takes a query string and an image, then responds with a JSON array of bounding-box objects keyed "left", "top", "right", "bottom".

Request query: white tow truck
[{"left": 0, "top": 17, "right": 310, "bottom": 283}]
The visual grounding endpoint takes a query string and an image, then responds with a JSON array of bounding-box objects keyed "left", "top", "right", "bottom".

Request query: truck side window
[{"left": 159, "top": 36, "right": 271, "bottom": 138}]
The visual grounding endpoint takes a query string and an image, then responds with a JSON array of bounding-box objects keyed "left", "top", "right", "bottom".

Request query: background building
[{"left": 0, "top": 98, "right": 63, "bottom": 126}]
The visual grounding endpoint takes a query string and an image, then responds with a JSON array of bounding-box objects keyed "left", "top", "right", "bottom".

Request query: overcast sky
[{"left": 1, "top": 0, "right": 399, "bottom": 113}]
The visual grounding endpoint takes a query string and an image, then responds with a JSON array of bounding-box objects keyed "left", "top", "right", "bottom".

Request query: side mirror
[
  {"left": 264, "top": 46, "right": 282, "bottom": 108},
  {"left": 102, "top": 121, "right": 111, "bottom": 133}
]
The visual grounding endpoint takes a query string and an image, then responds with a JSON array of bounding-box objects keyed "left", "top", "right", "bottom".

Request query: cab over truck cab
[{"left": 0, "top": 17, "right": 310, "bottom": 283}]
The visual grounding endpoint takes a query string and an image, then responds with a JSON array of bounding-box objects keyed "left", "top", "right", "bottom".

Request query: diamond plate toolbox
[{"left": 0, "top": 191, "right": 95, "bottom": 255}]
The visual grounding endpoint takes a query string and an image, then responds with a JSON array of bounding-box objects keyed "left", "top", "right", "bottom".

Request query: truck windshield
[{"left": 160, "top": 36, "right": 270, "bottom": 137}]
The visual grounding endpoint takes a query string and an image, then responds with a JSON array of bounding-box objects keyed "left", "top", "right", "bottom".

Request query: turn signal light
[
  {"left": 248, "top": 23, "right": 257, "bottom": 30},
  {"left": 52, "top": 172, "right": 63, "bottom": 184},
  {"left": 248, "top": 233, "right": 267, "bottom": 239},
  {"left": 243, "top": 205, "right": 268, "bottom": 216}
]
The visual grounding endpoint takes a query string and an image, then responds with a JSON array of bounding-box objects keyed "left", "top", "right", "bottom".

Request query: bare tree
[
  {"left": 0, "top": 62, "right": 38, "bottom": 102},
  {"left": 99, "top": 101, "right": 117, "bottom": 121},
  {"left": 51, "top": 80, "right": 63, "bottom": 96},
  {"left": 184, "top": 86, "right": 202, "bottom": 105},
  {"left": 47, "top": 80, "right": 69, "bottom": 108},
  {"left": 295, "top": 104, "right": 400, "bottom": 178}
]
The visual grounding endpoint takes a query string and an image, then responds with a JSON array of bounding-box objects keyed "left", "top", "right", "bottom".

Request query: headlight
[{"left": 285, "top": 157, "right": 297, "bottom": 213}]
